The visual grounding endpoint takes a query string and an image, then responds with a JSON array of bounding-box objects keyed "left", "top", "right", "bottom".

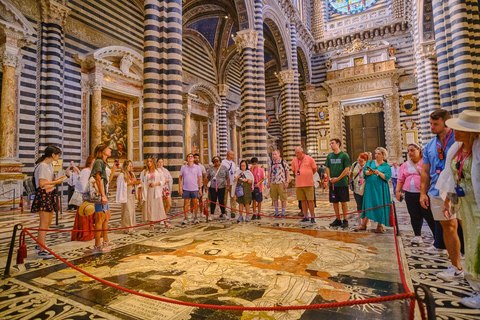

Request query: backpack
[{"left": 23, "top": 165, "right": 38, "bottom": 198}]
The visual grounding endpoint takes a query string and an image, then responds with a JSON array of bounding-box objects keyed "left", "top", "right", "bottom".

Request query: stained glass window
[{"left": 329, "top": 0, "right": 377, "bottom": 15}]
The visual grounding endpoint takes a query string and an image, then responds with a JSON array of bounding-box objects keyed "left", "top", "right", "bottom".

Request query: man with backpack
[{"left": 268, "top": 149, "right": 290, "bottom": 217}]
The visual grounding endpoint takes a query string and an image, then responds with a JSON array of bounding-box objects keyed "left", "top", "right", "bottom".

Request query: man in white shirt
[{"left": 221, "top": 150, "right": 237, "bottom": 218}]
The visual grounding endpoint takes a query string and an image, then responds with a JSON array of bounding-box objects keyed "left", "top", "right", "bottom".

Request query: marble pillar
[
  {"left": 89, "top": 74, "right": 103, "bottom": 154},
  {"left": 304, "top": 89, "right": 318, "bottom": 160},
  {"left": 0, "top": 38, "right": 26, "bottom": 202},
  {"left": 217, "top": 84, "right": 229, "bottom": 158},
  {"left": 211, "top": 107, "right": 217, "bottom": 157},
  {"left": 328, "top": 101, "right": 343, "bottom": 149},
  {"left": 383, "top": 94, "right": 402, "bottom": 162},
  {"left": 184, "top": 105, "right": 192, "bottom": 155},
  {"left": 311, "top": 0, "right": 325, "bottom": 41},
  {"left": 277, "top": 69, "right": 301, "bottom": 163}
]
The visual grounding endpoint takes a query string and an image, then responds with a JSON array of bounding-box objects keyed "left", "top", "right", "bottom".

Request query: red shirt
[{"left": 251, "top": 166, "right": 265, "bottom": 192}]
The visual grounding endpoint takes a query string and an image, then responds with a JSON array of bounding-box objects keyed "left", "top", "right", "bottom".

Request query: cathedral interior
[{"left": 0, "top": 0, "right": 480, "bottom": 319}]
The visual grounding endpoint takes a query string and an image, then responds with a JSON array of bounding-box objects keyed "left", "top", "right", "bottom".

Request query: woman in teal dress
[
  {"left": 437, "top": 110, "right": 480, "bottom": 309},
  {"left": 360, "top": 147, "right": 392, "bottom": 233}
]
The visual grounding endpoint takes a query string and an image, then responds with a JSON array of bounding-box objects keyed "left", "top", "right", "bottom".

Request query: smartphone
[
  {"left": 114, "top": 159, "right": 120, "bottom": 167},
  {"left": 366, "top": 166, "right": 372, "bottom": 170},
  {"left": 70, "top": 161, "right": 74, "bottom": 166}
]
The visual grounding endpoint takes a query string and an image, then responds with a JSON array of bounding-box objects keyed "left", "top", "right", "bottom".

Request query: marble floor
[{"left": 0, "top": 190, "right": 478, "bottom": 319}]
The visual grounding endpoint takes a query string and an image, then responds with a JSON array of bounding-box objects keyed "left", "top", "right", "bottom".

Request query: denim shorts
[
  {"left": 94, "top": 203, "right": 110, "bottom": 212},
  {"left": 182, "top": 190, "right": 199, "bottom": 199}
]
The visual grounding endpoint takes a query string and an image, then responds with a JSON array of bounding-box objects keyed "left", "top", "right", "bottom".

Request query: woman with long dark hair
[
  {"left": 91, "top": 144, "right": 115, "bottom": 253},
  {"left": 31, "top": 146, "right": 65, "bottom": 258}
]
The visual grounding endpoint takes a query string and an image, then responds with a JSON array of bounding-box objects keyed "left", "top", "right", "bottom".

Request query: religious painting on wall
[
  {"left": 101, "top": 96, "right": 128, "bottom": 159},
  {"left": 190, "top": 118, "right": 201, "bottom": 156}
]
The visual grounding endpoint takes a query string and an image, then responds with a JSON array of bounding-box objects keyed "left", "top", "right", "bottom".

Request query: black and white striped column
[
  {"left": 38, "top": 0, "right": 70, "bottom": 149},
  {"left": 217, "top": 84, "right": 229, "bottom": 158},
  {"left": 278, "top": 69, "right": 301, "bottom": 164},
  {"left": 143, "top": 0, "right": 183, "bottom": 195},
  {"left": 432, "top": 0, "right": 480, "bottom": 113}
]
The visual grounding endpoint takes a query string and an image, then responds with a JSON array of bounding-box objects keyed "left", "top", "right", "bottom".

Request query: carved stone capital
[
  {"left": 183, "top": 105, "right": 192, "bottom": 117},
  {"left": 218, "top": 84, "right": 230, "bottom": 97},
  {"left": 276, "top": 69, "right": 295, "bottom": 86},
  {"left": 0, "top": 51, "right": 19, "bottom": 68},
  {"left": 234, "top": 29, "right": 258, "bottom": 51},
  {"left": 88, "top": 71, "right": 103, "bottom": 91},
  {"left": 303, "top": 90, "right": 316, "bottom": 103},
  {"left": 417, "top": 41, "right": 436, "bottom": 60},
  {"left": 40, "top": 0, "right": 70, "bottom": 26}
]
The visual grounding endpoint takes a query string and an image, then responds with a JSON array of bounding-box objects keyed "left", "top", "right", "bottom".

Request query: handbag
[
  {"left": 69, "top": 190, "right": 84, "bottom": 206},
  {"left": 82, "top": 177, "right": 102, "bottom": 203},
  {"left": 235, "top": 185, "right": 244, "bottom": 197},
  {"left": 358, "top": 179, "right": 365, "bottom": 196}
]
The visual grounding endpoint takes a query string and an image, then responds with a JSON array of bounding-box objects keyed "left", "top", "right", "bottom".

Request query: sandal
[
  {"left": 374, "top": 226, "right": 384, "bottom": 233},
  {"left": 354, "top": 225, "right": 367, "bottom": 232},
  {"left": 103, "top": 241, "right": 115, "bottom": 247},
  {"left": 164, "top": 222, "right": 173, "bottom": 229},
  {"left": 148, "top": 225, "right": 155, "bottom": 231}
]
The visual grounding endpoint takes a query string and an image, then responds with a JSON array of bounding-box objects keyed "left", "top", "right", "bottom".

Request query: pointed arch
[{"left": 296, "top": 43, "right": 311, "bottom": 85}]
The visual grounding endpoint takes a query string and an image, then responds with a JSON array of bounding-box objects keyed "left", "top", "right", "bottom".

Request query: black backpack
[{"left": 270, "top": 159, "right": 286, "bottom": 174}]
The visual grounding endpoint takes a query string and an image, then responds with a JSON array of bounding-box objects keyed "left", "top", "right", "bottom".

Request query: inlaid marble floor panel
[{"left": 0, "top": 189, "right": 477, "bottom": 319}]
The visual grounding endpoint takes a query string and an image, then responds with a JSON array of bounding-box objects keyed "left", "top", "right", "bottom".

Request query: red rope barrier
[{"left": 23, "top": 228, "right": 415, "bottom": 312}]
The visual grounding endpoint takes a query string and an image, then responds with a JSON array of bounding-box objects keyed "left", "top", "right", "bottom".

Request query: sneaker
[
  {"left": 300, "top": 218, "right": 310, "bottom": 223},
  {"left": 252, "top": 214, "right": 257, "bottom": 220},
  {"left": 245, "top": 215, "right": 250, "bottom": 222},
  {"left": 437, "top": 265, "right": 464, "bottom": 281},
  {"left": 411, "top": 237, "right": 423, "bottom": 246},
  {"left": 461, "top": 293, "right": 480, "bottom": 308},
  {"left": 424, "top": 245, "right": 447, "bottom": 254},
  {"left": 193, "top": 218, "right": 199, "bottom": 224},
  {"left": 34, "top": 245, "right": 49, "bottom": 253},
  {"left": 93, "top": 244, "right": 111, "bottom": 254},
  {"left": 341, "top": 220, "right": 349, "bottom": 228},
  {"left": 281, "top": 213, "right": 286, "bottom": 217},
  {"left": 273, "top": 213, "right": 280, "bottom": 217},
  {"left": 237, "top": 216, "right": 244, "bottom": 223},
  {"left": 182, "top": 218, "right": 189, "bottom": 225},
  {"left": 37, "top": 250, "right": 54, "bottom": 259},
  {"left": 207, "top": 215, "right": 214, "bottom": 221},
  {"left": 257, "top": 214, "right": 261, "bottom": 220},
  {"left": 329, "top": 219, "right": 342, "bottom": 227},
  {"left": 220, "top": 213, "right": 227, "bottom": 220},
  {"left": 311, "top": 218, "right": 316, "bottom": 224}
]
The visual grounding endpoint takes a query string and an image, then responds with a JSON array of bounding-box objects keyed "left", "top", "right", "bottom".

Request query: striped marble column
[
  {"left": 143, "top": 0, "right": 183, "bottom": 195},
  {"left": 217, "top": 84, "right": 229, "bottom": 158},
  {"left": 304, "top": 89, "right": 319, "bottom": 163},
  {"left": 311, "top": 0, "right": 325, "bottom": 41},
  {"left": 432, "top": 0, "right": 480, "bottom": 113},
  {"left": 38, "top": 0, "right": 70, "bottom": 149},
  {"left": 235, "top": 29, "right": 260, "bottom": 162},
  {"left": 253, "top": 0, "right": 267, "bottom": 164},
  {"left": 277, "top": 70, "right": 301, "bottom": 164},
  {"left": 416, "top": 41, "right": 441, "bottom": 142}
]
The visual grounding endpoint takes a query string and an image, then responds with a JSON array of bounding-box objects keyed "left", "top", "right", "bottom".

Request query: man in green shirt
[{"left": 325, "top": 138, "right": 351, "bottom": 228}]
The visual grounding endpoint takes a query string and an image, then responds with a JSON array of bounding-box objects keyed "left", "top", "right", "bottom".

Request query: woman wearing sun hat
[{"left": 437, "top": 109, "right": 480, "bottom": 308}]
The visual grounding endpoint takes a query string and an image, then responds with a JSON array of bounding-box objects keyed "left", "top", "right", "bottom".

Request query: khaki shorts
[
  {"left": 430, "top": 195, "right": 459, "bottom": 220},
  {"left": 296, "top": 186, "right": 314, "bottom": 201},
  {"left": 270, "top": 183, "right": 287, "bottom": 201}
]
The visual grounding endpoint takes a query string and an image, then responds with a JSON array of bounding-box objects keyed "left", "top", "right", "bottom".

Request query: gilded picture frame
[
  {"left": 400, "top": 94, "right": 417, "bottom": 115},
  {"left": 317, "top": 106, "right": 328, "bottom": 124}
]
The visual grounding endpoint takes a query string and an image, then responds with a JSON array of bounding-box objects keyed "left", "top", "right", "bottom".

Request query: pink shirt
[
  {"left": 251, "top": 166, "right": 265, "bottom": 192},
  {"left": 397, "top": 160, "right": 423, "bottom": 193},
  {"left": 291, "top": 155, "right": 317, "bottom": 188}
]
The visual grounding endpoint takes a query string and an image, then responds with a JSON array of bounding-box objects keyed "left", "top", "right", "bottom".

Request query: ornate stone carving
[
  {"left": 417, "top": 41, "right": 436, "bottom": 60},
  {"left": 234, "top": 29, "right": 258, "bottom": 51},
  {"left": 399, "top": 93, "right": 417, "bottom": 115},
  {"left": 343, "top": 101, "right": 383, "bottom": 116},
  {"left": 0, "top": 51, "right": 19, "bottom": 68},
  {"left": 328, "top": 101, "right": 343, "bottom": 142},
  {"left": 218, "top": 84, "right": 230, "bottom": 97},
  {"left": 120, "top": 54, "right": 134, "bottom": 75},
  {"left": 341, "top": 39, "right": 378, "bottom": 55},
  {"left": 383, "top": 94, "right": 402, "bottom": 162},
  {"left": 40, "top": 0, "right": 70, "bottom": 26},
  {"left": 303, "top": 89, "right": 316, "bottom": 103},
  {"left": 276, "top": 70, "right": 295, "bottom": 86}
]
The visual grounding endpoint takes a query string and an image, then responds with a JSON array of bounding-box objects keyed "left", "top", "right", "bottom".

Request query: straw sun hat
[
  {"left": 446, "top": 110, "right": 480, "bottom": 133},
  {"left": 78, "top": 201, "right": 95, "bottom": 217}
]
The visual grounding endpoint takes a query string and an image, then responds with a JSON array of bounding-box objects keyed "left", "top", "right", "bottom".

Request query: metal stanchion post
[
  {"left": 414, "top": 284, "right": 436, "bottom": 319},
  {"left": 392, "top": 201, "right": 400, "bottom": 236},
  {"left": 4, "top": 224, "right": 23, "bottom": 278}
]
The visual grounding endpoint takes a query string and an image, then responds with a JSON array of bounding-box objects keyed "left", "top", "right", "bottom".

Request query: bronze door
[{"left": 346, "top": 112, "right": 386, "bottom": 161}]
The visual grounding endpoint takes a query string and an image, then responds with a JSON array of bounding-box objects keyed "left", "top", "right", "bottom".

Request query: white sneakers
[
  {"left": 424, "top": 245, "right": 447, "bottom": 254},
  {"left": 461, "top": 293, "right": 480, "bottom": 309},
  {"left": 437, "top": 265, "right": 464, "bottom": 281},
  {"left": 411, "top": 236, "right": 423, "bottom": 246}
]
